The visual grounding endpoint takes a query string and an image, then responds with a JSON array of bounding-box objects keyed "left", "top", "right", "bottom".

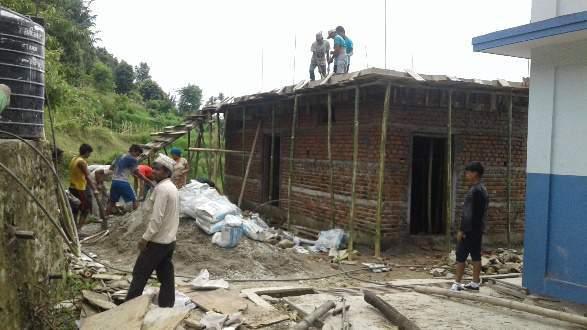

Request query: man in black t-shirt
[{"left": 451, "top": 161, "right": 489, "bottom": 291}]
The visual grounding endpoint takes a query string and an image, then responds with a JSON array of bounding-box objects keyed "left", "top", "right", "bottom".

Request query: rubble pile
[{"left": 429, "top": 248, "right": 524, "bottom": 278}]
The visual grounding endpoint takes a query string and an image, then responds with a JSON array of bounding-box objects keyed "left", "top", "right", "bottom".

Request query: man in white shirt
[
  {"left": 125, "top": 154, "right": 179, "bottom": 307},
  {"left": 309, "top": 32, "right": 330, "bottom": 81}
]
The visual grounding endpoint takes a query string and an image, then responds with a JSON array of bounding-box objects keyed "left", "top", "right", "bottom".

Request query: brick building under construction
[{"left": 206, "top": 68, "right": 529, "bottom": 252}]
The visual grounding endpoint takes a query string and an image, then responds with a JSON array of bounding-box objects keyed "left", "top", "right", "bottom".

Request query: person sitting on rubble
[
  {"left": 451, "top": 161, "right": 489, "bottom": 292},
  {"left": 125, "top": 154, "right": 178, "bottom": 307},
  {"left": 309, "top": 31, "right": 330, "bottom": 81},
  {"left": 327, "top": 29, "right": 347, "bottom": 74},
  {"left": 170, "top": 147, "right": 189, "bottom": 189},
  {"left": 106, "top": 144, "right": 153, "bottom": 215},
  {"left": 69, "top": 144, "right": 98, "bottom": 231},
  {"left": 335, "top": 25, "right": 353, "bottom": 73}
]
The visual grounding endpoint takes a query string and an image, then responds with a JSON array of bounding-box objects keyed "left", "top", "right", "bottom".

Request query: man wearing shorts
[
  {"left": 69, "top": 144, "right": 97, "bottom": 230},
  {"left": 107, "top": 144, "right": 152, "bottom": 215},
  {"left": 451, "top": 161, "right": 489, "bottom": 291}
]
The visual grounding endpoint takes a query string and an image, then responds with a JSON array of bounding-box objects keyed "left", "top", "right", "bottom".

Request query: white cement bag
[
  {"left": 195, "top": 218, "right": 225, "bottom": 235},
  {"left": 212, "top": 216, "right": 243, "bottom": 248}
]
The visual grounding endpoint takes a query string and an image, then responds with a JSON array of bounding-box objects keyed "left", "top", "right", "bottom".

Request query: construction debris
[
  {"left": 364, "top": 290, "right": 421, "bottom": 330},
  {"left": 292, "top": 300, "right": 335, "bottom": 330},
  {"left": 80, "top": 294, "right": 152, "bottom": 330}
]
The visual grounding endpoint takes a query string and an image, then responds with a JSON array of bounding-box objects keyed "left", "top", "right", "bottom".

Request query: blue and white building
[{"left": 473, "top": 0, "right": 587, "bottom": 304}]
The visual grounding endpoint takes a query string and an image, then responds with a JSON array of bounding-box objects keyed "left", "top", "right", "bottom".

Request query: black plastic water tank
[{"left": 0, "top": 6, "right": 45, "bottom": 139}]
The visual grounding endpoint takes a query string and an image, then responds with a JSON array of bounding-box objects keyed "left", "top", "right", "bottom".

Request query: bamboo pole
[
  {"left": 187, "top": 128, "right": 191, "bottom": 180},
  {"left": 268, "top": 105, "right": 276, "bottom": 202},
  {"left": 427, "top": 140, "right": 434, "bottom": 233},
  {"left": 205, "top": 120, "right": 212, "bottom": 177},
  {"left": 375, "top": 83, "right": 391, "bottom": 257},
  {"left": 446, "top": 90, "right": 453, "bottom": 255},
  {"left": 221, "top": 109, "right": 229, "bottom": 190},
  {"left": 188, "top": 148, "right": 247, "bottom": 154},
  {"left": 242, "top": 106, "right": 246, "bottom": 177},
  {"left": 327, "top": 92, "right": 336, "bottom": 228},
  {"left": 507, "top": 91, "right": 513, "bottom": 248},
  {"left": 413, "top": 286, "right": 587, "bottom": 327},
  {"left": 193, "top": 125, "right": 203, "bottom": 179},
  {"left": 364, "top": 291, "right": 421, "bottom": 330},
  {"left": 238, "top": 122, "right": 262, "bottom": 208},
  {"left": 208, "top": 117, "right": 214, "bottom": 180},
  {"left": 348, "top": 86, "right": 360, "bottom": 259},
  {"left": 287, "top": 96, "right": 299, "bottom": 231},
  {"left": 215, "top": 112, "right": 221, "bottom": 185}
]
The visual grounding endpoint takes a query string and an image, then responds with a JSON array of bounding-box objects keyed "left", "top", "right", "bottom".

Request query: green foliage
[
  {"left": 138, "top": 79, "right": 166, "bottom": 101},
  {"left": 114, "top": 61, "right": 134, "bottom": 94},
  {"left": 91, "top": 61, "right": 114, "bottom": 92},
  {"left": 178, "top": 84, "right": 203, "bottom": 113},
  {"left": 135, "top": 62, "right": 151, "bottom": 83}
]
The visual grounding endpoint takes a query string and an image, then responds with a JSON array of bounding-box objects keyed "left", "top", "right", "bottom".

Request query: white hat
[{"left": 154, "top": 153, "right": 176, "bottom": 173}]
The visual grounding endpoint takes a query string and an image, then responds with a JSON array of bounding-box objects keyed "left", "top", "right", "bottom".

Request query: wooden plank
[
  {"left": 507, "top": 92, "right": 513, "bottom": 247},
  {"left": 186, "top": 289, "right": 248, "bottom": 314},
  {"left": 320, "top": 72, "right": 334, "bottom": 85},
  {"left": 188, "top": 147, "right": 246, "bottom": 154},
  {"left": 498, "top": 79, "right": 511, "bottom": 87},
  {"left": 406, "top": 69, "right": 425, "bottom": 81},
  {"left": 446, "top": 90, "right": 453, "bottom": 255},
  {"left": 287, "top": 96, "right": 299, "bottom": 230},
  {"left": 327, "top": 92, "right": 335, "bottom": 228}
]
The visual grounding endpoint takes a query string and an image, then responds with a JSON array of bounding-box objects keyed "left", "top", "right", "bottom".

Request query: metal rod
[
  {"left": 446, "top": 90, "right": 453, "bottom": 255},
  {"left": 327, "top": 92, "right": 335, "bottom": 228},
  {"left": 507, "top": 91, "right": 513, "bottom": 248},
  {"left": 287, "top": 96, "right": 299, "bottom": 231},
  {"left": 268, "top": 105, "right": 276, "bottom": 202},
  {"left": 348, "top": 86, "right": 360, "bottom": 260},
  {"left": 375, "top": 83, "right": 391, "bottom": 257},
  {"left": 238, "top": 122, "right": 262, "bottom": 208}
]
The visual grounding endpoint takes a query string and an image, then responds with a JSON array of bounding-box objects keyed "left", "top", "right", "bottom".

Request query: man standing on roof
[
  {"left": 126, "top": 154, "right": 179, "bottom": 307},
  {"left": 69, "top": 144, "right": 98, "bottom": 230},
  {"left": 328, "top": 29, "right": 347, "bottom": 75},
  {"left": 106, "top": 144, "right": 153, "bottom": 215},
  {"left": 335, "top": 26, "right": 353, "bottom": 73},
  {"left": 309, "top": 32, "right": 330, "bottom": 81}
]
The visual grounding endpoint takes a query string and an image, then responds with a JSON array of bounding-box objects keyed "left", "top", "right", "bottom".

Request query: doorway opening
[
  {"left": 410, "top": 136, "right": 447, "bottom": 235},
  {"left": 263, "top": 135, "right": 281, "bottom": 206}
]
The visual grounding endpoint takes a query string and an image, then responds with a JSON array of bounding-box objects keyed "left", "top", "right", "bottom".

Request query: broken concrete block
[
  {"left": 81, "top": 290, "right": 117, "bottom": 311},
  {"left": 481, "top": 256, "right": 491, "bottom": 268},
  {"left": 80, "top": 294, "right": 152, "bottom": 330},
  {"left": 277, "top": 239, "right": 294, "bottom": 249},
  {"left": 142, "top": 306, "right": 192, "bottom": 330},
  {"left": 430, "top": 268, "right": 447, "bottom": 277}
]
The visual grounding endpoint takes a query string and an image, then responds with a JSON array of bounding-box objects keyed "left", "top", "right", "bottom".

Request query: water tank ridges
[{"left": 0, "top": 6, "right": 45, "bottom": 139}]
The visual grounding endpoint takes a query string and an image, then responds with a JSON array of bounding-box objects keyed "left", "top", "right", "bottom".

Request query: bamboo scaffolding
[
  {"left": 427, "top": 140, "right": 434, "bottom": 233},
  {"left": 238, "top": 122, "right": 262, "bottom": 207},
  {"left": 507, "top": 91, "right": 513, "bottom": 247},
  {"left": 327, "top": 92, "right": 335, "bottom": 228},
  {"left": 242, "top": 106, "right": 246, "bottom": 177},
  {"left": 375, "top": 83, "right": 391, "bottom": 257},
  {"left": 446, "top": 90, "right": 453, "bottom": 255},
  {"left": 221, "top": 109, "right": 229, "bottom": 190},
  {"left": 187, "top": 128, "right": 191, "bottom": 180},
  {"left": 287, "top": 96, "right": 299, "bottom": 231},
  {"left": 208, "top": 117, "right": 214, "bottom": 179},
  {"left": 188, "top": 148, "right": 247, "bottom": 154},
  {"left": 193, "top": 125, "right": 204, "bottom": 179},
  {"left": 348, "top": 86, "right": 360, "bottom": 259}
]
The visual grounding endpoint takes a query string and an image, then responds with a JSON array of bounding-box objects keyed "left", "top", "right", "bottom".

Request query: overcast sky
[{"left": 91, "top": 0, "right": 531, "bottom": 101}]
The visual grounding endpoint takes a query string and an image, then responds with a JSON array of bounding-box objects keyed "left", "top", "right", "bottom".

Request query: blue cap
[{"left": 170, "top": 147, "right": 182, "bottom": 156}]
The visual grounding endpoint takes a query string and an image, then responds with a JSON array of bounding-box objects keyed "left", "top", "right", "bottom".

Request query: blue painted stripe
[
  {"left": 524, "top": 173, "right": 587, "bottom": 304},
  {"left": 472, "top": 10, "right": 587, "bottom": 52}
]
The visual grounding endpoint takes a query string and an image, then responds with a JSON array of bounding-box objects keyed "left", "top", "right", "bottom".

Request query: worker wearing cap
[
  {"left": 170, "top": 147, "right": 189, "bottom": 189},
  {"left": 309, "top": 32, "right": 330, "bottom": 81},
  {"left": 126, "top": 154, "right": 179, "bottom": 307},
  {"left": 327, "top": 29, "right": 347, "bottom": 74}
]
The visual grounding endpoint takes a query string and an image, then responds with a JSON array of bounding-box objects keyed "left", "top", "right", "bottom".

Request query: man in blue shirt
[
  {"left": 106, "top": 144, "right": 153, "bottom": 215},
  {"left": 335, "top": 26, "right": 353, "bottom": 73},
  {"left": 327, "top": 29, "right": 347, "bottom": 74}
]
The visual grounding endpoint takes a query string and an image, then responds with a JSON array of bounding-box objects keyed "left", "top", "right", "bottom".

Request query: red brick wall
[{"left": 224, "top": 86, "right": 528, "bottom": 244}]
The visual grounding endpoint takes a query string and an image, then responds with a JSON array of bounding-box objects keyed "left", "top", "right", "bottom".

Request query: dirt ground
[{"left": 81, "top": 208, "right": 442, "bottom": 289}]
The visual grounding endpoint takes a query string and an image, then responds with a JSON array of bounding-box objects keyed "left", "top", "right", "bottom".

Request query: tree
[
  {"left": 138, "top": 79, "right": 166, "bottom": 101},
  {"left": 178, "top": 84, "right": 203, "bottom": 113},
  {"left": 135, "top": 62, "right": 151, "bottom": 83},
  {"left": 114, "top": 61, "right": 134, "bottom": 94},
  {"left": 92, "top": 61, "right": 114, "bottom": 92}
]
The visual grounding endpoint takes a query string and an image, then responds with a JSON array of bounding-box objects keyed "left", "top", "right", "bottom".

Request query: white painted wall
[
  {"left": 527, "top": 39, "right": 587, "bottom": 176},
  {"left": 531, "top": 0, "right": 587, "bottom": 22}
]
